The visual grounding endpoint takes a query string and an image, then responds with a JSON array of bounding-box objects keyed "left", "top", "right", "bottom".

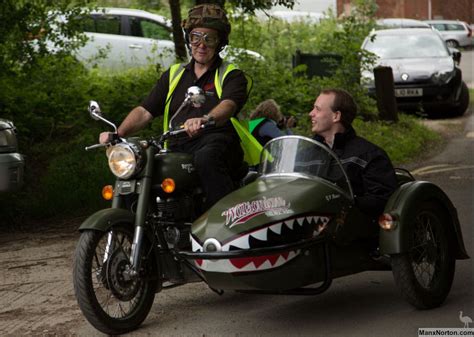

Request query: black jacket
[{"left": 313, "top": 127, "right": 398, "bottom": 216}]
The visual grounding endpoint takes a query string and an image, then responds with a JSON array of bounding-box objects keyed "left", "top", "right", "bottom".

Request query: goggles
[{"left": 189, "top": 31, "right": 220, "bottom": 48}]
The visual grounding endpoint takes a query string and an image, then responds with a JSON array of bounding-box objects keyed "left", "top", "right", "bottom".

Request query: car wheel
[
  {"left": 452, "top": 82, "right": 469, "bottom": 117},
  {"left": 391, "top": 201, "right": 455, "bottom": 309},
  {"left": 446, "top": 40, "right": 459, "bottom": 48}
]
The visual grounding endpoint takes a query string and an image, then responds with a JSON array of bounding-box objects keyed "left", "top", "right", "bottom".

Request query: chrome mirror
[
  {"left": 186, "top": 86, "right": 205, "bottom": 108},
  {"left": 88, "top": 100, "right": 102, "bottom": 121},
  {"left": 87, "top": 100, "right": 117, "bottom": 133}
]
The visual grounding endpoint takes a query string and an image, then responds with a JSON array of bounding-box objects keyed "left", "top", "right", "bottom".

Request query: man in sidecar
[
  {"left": 309, "top": 88, "right": 398, "bottom": 238},
  {"left": 99, "top": 4, "right": 250, "bottom": 209}
]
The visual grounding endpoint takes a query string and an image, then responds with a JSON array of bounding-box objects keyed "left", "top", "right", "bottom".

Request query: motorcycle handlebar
[
  {"left": 85, "top": 135, "right": 123, "bottom": 151},
  {"left": 161, "top": 119, "right": 216, "bottom": 142},
  {"left": 85, "top": 143, "right": 108, "bottom": 151}
]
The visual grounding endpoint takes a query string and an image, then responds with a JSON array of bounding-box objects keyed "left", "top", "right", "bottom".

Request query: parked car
[
  {"left": 72, "top": 7, "right": 262, "bottom": 70},
  {"left": 362, "top": 28, "right": 469, "bottom": 117},
  {"left": 376, "top": 18, "right": 431, "bottom": 29},
  {"left": 0, "top": 120, "right": 24, "bottom": 192},
  {"left": 424, "top": 20, "right": 472, "bottom": 48}
]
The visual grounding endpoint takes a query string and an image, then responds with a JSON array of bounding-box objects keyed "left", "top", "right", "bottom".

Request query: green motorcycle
[{"left": 73, "top": 89, "right": 469, "bottom": 335}]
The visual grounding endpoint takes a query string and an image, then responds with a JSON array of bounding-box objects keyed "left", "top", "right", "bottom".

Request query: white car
[
  {"left": 424, "top": 20, "right": 473, "bottom": 48},
  {"left": 74, "top": 8, "right": 263, "bottom": 70},
  {"left": 75, "top": 8, "right": 176, "bottom": 69}
]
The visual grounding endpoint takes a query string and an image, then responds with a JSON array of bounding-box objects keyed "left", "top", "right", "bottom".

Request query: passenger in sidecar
[
  {"left": 181, "top": 88, "right": 468, "bottom": 309},
  {"left": 309, "top": 88, "right": 398, "bottom": 220}
]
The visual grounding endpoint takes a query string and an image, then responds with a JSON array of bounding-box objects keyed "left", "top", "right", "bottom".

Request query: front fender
[
  {"left": 79, "top": 208, "right": 134, "bottom": 232},
  {"left": 379, "top": 181, "right": 469, "bottom": 259}
]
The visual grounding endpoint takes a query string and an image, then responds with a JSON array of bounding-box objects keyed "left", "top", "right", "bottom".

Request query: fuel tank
[{"left": 152, "top": 152, "right": 199, "bottom": 193}]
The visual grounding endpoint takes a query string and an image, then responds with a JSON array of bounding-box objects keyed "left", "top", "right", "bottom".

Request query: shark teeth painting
[{"left": 191, "top": 214, "right": 330, "bottom": 273}]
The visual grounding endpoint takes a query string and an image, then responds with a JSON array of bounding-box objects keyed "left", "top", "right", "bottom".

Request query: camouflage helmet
[{"left": 182, "top": 4, "right": 231, "bottom": 47}]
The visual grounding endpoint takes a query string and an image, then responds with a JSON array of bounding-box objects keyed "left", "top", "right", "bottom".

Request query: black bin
[{"left": 292, "top": 50, "right": 342, "bottom": 78}]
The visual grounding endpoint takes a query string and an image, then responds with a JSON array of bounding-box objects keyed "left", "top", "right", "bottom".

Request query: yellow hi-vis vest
[
  {"left": 163, "top": 62, "right": 251, "bottom": 132},
  {"left": 163, "top": 62, "right": 262, "bottom": 166}
]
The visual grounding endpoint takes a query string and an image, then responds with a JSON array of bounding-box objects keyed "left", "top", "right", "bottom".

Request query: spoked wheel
[
  {"left": 391, "top": 202, "right": 455, "bottom": 309},
  {"left": 73, "top": 224, "right": 158, "bottom": 335}
]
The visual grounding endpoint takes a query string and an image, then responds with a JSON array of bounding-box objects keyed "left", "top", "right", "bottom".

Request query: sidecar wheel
[
  {"left": 73, "top": 225, "right": 158, "bottom": 335},
  {"left": 391, "top": 202, "right": 455, "bottom": 309}
]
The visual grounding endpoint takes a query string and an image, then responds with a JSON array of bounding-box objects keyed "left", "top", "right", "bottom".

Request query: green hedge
[{"left": 0, "top": 0, "right": 440, "bottom": 226}]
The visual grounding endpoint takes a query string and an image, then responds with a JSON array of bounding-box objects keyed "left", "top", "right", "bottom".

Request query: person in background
[{"left": 249, "top": 99, "right": 296, "bottom": 146}]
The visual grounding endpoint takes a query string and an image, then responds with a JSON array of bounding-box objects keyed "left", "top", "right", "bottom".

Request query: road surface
[{"left": 0, "top": 113, "right": 472, "bottom": 337}]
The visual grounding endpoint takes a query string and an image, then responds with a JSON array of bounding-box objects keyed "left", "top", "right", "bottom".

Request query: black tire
[
  {"left": 391, "top": 202, "right": 455, "bottom": 309},
  {"left": 452, "top": 81, "right": 469, "bottom": 117},
  {"left": 446, "top": 40, "right": 459, "bottom": 48},
  {"left": 73, "top": 225, "right": 158, "bottom": 335}
]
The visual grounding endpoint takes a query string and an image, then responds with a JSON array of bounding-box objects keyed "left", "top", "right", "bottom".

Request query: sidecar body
[{"left": 182, "top": 136, "right": 468, "bottom": 304}]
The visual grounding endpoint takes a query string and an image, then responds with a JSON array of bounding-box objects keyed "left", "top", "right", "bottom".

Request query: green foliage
[
  {"left": 0, "top": 0, "right": 443, "bottom": 226},
  {"left": 353, "top": 114, "right": 441, "bottom": 164},
  {"left": 0, "top": 55, "right": 91, "bottom": 145},
  {"left": 227, "top": 0, "right": 295, "bottom": 13},
  {"left": 0, "top": 0, "right": 93, "bottom": 73},
  {"left": 228, "top": 0, "right": 379, "bottom": 121},
  {"left": 0, "top": 56, "right": 161, "bottom": 225}
]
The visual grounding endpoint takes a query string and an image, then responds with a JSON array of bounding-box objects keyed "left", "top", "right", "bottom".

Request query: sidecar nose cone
[{"left": 203, "top": 238, "right": 222, "bottom": 252}]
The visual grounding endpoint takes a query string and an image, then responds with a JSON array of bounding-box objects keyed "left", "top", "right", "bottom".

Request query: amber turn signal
[
  {"left": 161, "top": 178, "right": 176, "bottom": 193},
  {"left": 379, "top": 213, "right": 397, "bottom": 231},
  {"left": 102, "top": 185, "right": 114, "bottom": 200}
]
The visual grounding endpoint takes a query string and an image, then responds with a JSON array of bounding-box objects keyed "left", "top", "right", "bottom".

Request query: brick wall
[{"left": 336, "top": 0, "right": 473, "bottom": 23}]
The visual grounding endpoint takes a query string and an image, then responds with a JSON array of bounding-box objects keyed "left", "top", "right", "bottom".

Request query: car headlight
[
  {"left": 106, "top": 143, "right": 143, "bottom": 179},
  {"left": 431, "top": 70, "right": 455, "bottom": 85}
]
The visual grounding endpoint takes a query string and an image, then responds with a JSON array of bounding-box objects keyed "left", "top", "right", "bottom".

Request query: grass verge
[{"left": 354, "top": 114, "right": 441, "bottom": 165}]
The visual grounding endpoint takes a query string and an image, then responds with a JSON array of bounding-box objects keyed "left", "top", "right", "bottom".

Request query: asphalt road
[{"left": 73, "top": 113, "right": 473, "bottom": 337}]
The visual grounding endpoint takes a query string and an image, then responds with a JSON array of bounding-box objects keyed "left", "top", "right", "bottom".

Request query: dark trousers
[{"left": 171, "top": 132, "right": 244, "bottom": 210}]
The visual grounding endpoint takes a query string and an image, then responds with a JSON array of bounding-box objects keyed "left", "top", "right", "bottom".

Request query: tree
[
  {"left": 169, "top": 0, "right": 188, "bottom": 61},
  {"left": 0, "top": 0, "right": 92, "bottom": 73},
  {"left": 194, "top": 0, "right": 295, "bottom": 12}
]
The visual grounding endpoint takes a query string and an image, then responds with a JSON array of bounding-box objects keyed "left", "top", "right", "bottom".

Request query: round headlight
[{"left": 106, "top": 144, "right": 139, "bottom": 179}]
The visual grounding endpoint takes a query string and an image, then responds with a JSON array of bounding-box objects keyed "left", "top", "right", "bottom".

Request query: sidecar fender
[
  {"left": 379, "top": 181, "right": 469, "bottom": 259},
  {"left": 78, "top": 208, "right": 134, "bottom": 232}
]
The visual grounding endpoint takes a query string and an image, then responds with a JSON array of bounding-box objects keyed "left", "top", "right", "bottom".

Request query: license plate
[{"left": 395, "top": 88, "right": 423, "bottom": 97}]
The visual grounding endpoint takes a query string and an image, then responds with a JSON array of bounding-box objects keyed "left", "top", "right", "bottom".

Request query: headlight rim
[{"left": 106, "top": 142, "right": 144, "bottom": 179}]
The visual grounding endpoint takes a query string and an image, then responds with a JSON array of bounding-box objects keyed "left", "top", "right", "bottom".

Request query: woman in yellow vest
[
  {"left": 99, "top": 4, "right": 250, "bottom": 210},
  {"left": 249, "top": 99, "right": 296, "bottom": 146}
]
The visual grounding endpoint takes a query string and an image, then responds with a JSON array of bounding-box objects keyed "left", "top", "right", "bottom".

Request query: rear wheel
[
  {"left": 391, "top": 202, "right": 455, "bottom": 309},
  {"left": 446, "top": 40, "right": 459, "bottom": 48},
  {"left": 73, "top": 225, "right": 158, "bottom": 335}
]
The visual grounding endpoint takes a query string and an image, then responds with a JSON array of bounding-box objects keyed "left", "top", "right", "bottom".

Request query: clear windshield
[
  {"left": 259, "top": 136, "right": 353, "bottom": 198},
  {"left": 364, "top": 33, "right": 449, "bottom": 58}
]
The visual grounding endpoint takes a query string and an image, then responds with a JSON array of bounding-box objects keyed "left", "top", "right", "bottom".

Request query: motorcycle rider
[
  {"left": 99, "top": 3, "right": 249, "bottom": 210},
  {"left": 309, "top": 88, "right": 398, "bottom": 235}
]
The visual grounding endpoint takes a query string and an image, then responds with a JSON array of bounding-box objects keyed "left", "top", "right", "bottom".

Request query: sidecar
[{"left": 180, "top": 135, "right": 469, "bottom": 308}]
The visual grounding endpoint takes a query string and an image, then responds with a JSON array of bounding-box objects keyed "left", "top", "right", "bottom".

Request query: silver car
[
  {"left": 424, "top": 20, "right": 472, "bottom": 48},
  {"left": 0, "top": 119, "right": 24, "bottom": 192}
]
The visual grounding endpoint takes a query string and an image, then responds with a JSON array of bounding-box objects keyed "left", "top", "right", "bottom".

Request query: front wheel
[
  {"left": 73, "top": 225, "right": 158, "bottom": 335},
  {"left": 452, "top": 81, "right": 469, "bottom": 117},
  {"left": 391, "top": 202, "right": 455, "bottom": 309}
]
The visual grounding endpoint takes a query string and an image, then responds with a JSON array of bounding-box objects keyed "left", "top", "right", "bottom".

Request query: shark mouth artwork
[{"left": 190, "top": 214, "right": 330, "bottom": 273}]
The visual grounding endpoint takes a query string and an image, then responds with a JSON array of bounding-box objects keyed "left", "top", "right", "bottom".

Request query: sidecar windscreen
[{"left": 259, "top": 136, "right": 353, "bottom": 197}]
